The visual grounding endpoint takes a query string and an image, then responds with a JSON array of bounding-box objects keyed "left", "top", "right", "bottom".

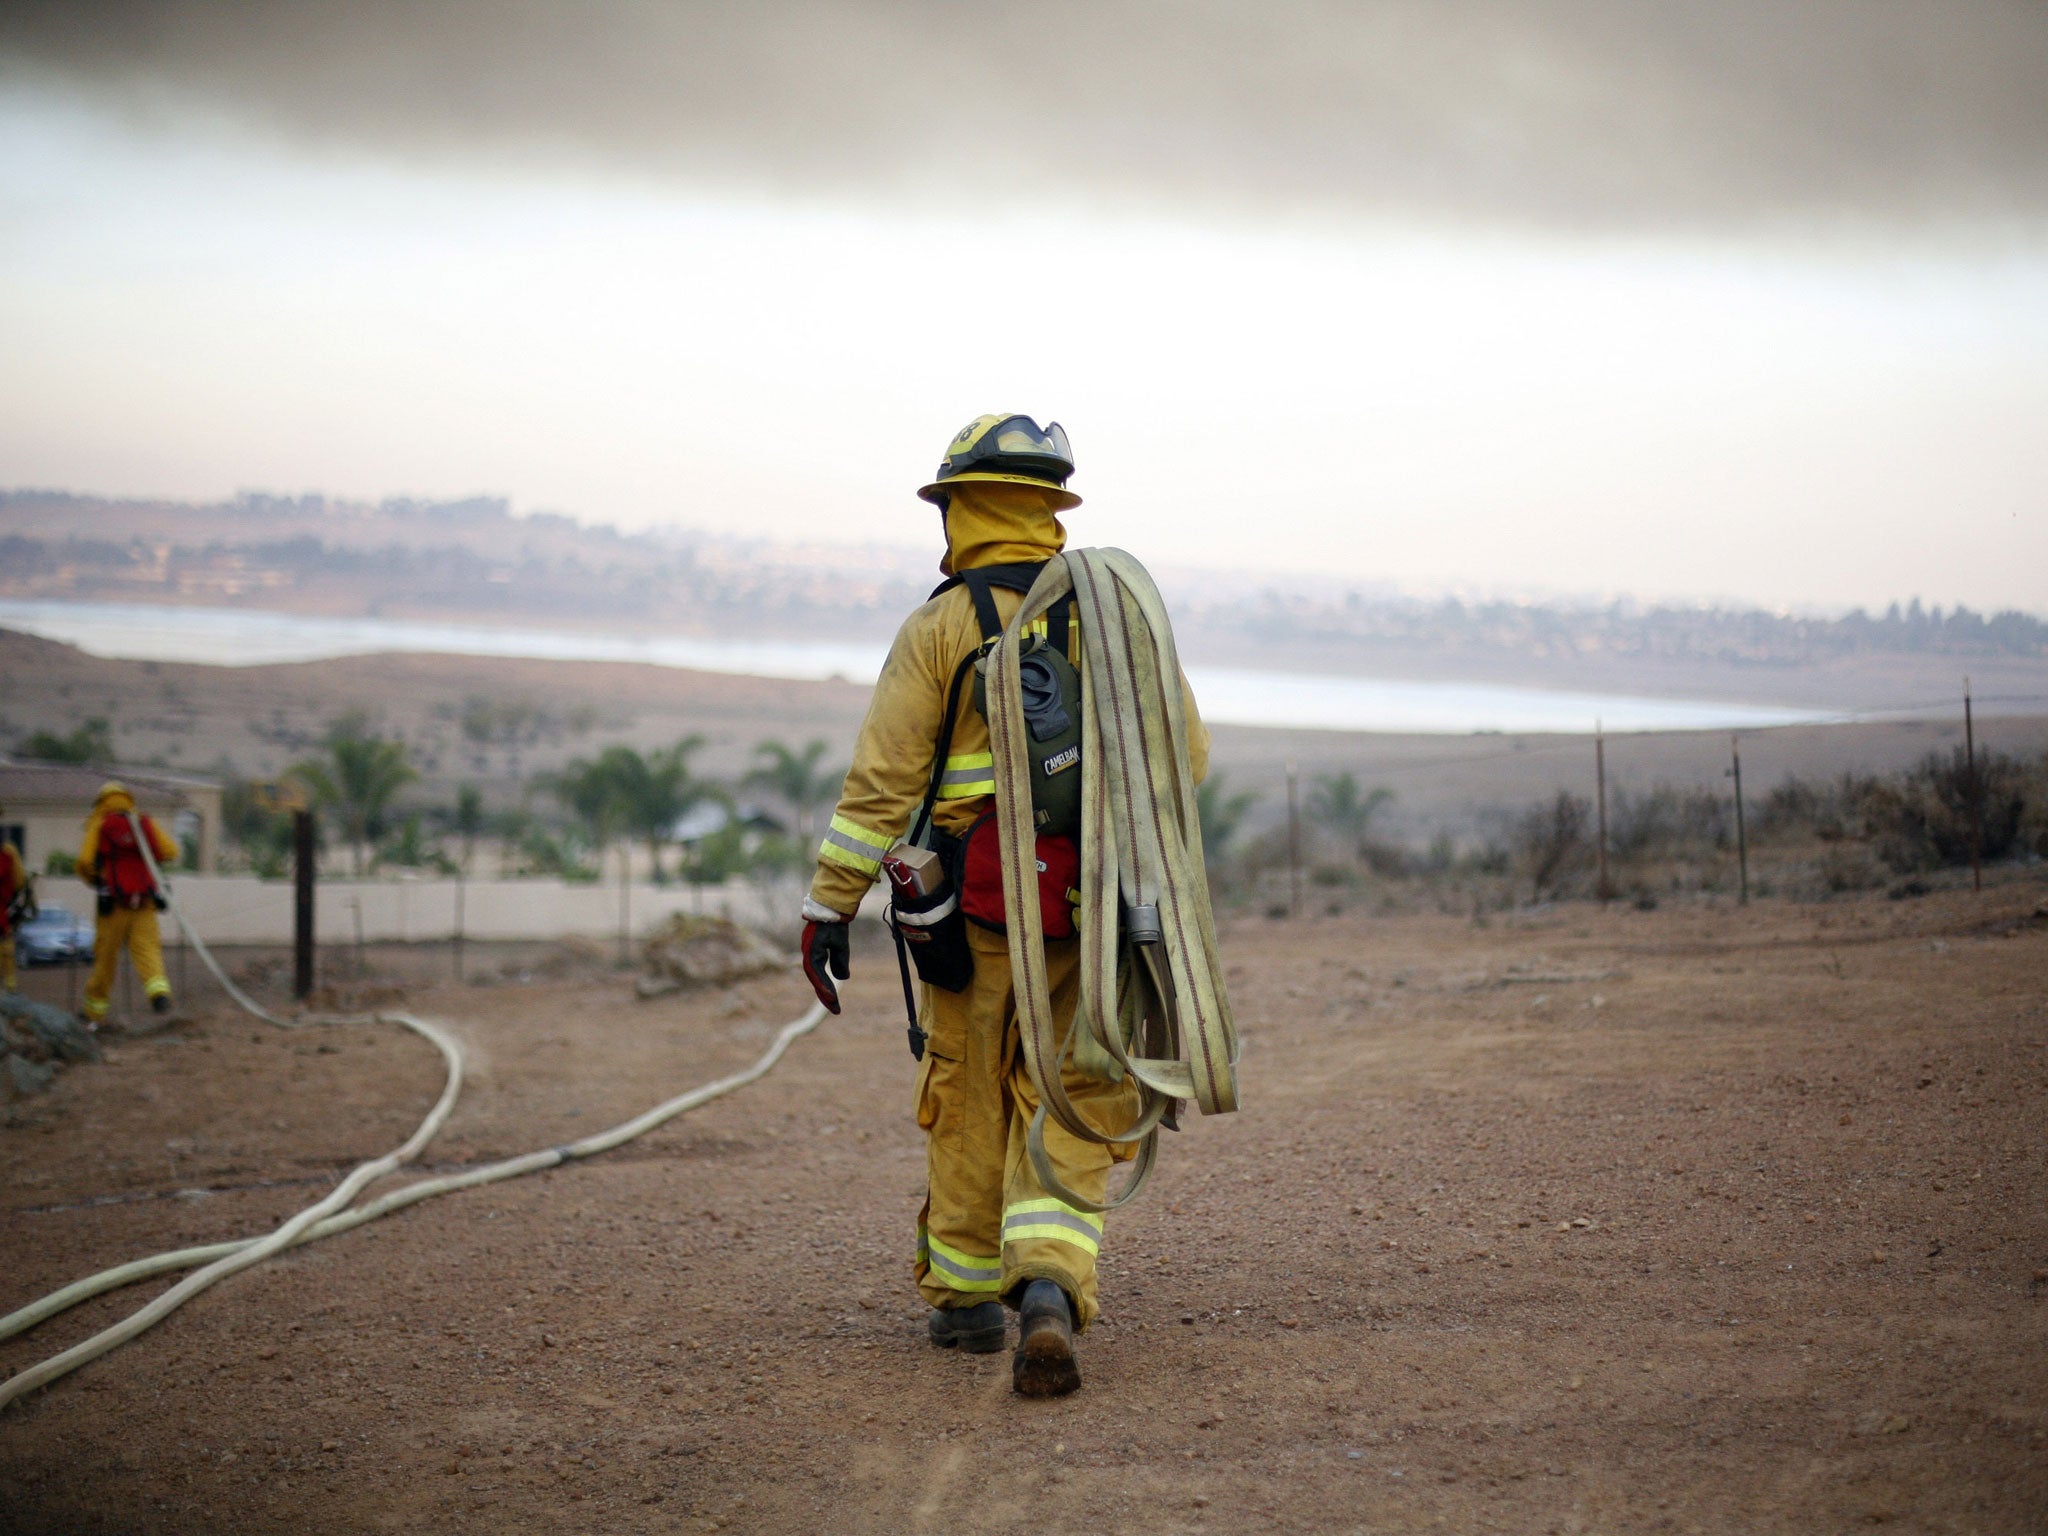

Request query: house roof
[
  {"left": 0, "top": 760, "right": 221, "bottom": 808},
  {"left": 669, "top": 800, "right": 788, "bottom": 842}
]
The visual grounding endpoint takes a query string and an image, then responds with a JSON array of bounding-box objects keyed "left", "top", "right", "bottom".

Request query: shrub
[
  {"left": 221, "top": 778, "right": 300, "bottom": 878},
  {"left": 378, "top": 816, "right": 457, "bottom": 875},
  {"left": 1874, "top": 748, "right": 2034, "bottom": 873},
  {"left": 1609, "top": 783, "right": 1731, "bottom": 856},
  {"left": 1818, "top": 843, "right": 1887, "bottom": 893},
  {"left": 1196, "top": 774, "right": 1259, "bottom": 855},
  {"left": 682, "top": 823, "right": 739, "bottom": 884},
  {"left": 514, "top": 824, "right": 595, "bottom": 882},
  {"left": 1518, "top": 791, "right": 1591, "bottom": 899},
  {"left": 22, "top": 718, "right": 115, "bottom": 764}
]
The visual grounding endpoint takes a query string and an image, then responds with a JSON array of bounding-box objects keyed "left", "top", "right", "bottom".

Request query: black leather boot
[
  {"left": 927, "top": 1300, "right": 1006, "bottom": 1354},
  {"left": 1011, "top": 1279, "right": 1080, "bottom": 1397}
]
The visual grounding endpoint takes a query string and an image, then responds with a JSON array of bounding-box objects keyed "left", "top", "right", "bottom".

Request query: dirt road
[{"left": 4, "top": 885, "right": 2045, "bottom": 1533}]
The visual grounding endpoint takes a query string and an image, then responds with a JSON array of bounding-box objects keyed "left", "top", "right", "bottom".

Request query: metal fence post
[
  {"left": 1964, "top": 678, "right": 1982, "bottom": 892},
  {"left": 1286, "top": 762, "right": 1301, "bottom": 918},
  {"left": 1729, "top": 735, "right": 1749, "bottom": 905},
  {"left": 293, "top": 810, "right": 316, "bottom": 1000},
  {"left": 1595, "top": 721, "right": 1611, "bottom": 903}
]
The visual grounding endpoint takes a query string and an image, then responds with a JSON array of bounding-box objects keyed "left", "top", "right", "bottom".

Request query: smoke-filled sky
[{"left": 2, "top": 1, "right": 2045, "bottom": 612}]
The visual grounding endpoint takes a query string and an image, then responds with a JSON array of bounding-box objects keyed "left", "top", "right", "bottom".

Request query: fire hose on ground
[{"left": 0, "top": 815, "right": 824, "bottom": 1412}]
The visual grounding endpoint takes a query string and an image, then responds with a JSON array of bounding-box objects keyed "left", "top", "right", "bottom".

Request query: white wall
[{"left": 151, "top": 873, "right": 843, "bottom": 945}]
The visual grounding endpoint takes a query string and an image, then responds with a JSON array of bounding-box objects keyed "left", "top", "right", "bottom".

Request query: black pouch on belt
[{"left": 884, "top": 838, "right": 973, "bottom": 993}]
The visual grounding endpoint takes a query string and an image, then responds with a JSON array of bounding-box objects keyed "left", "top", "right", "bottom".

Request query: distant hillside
[
  {"left": 7, "top": 488, "right": 2045, "bottom": 710},
  {"left": 0, "top": 488, "right": 933, "bottom": 636},
  {"left": 7, "top": 626, "right": 2044, "bottom": 851}
]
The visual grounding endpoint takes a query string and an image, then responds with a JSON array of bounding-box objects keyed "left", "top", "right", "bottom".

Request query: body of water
[{"left": 1, "top": 598, "right": 1828, "bottom": 735}]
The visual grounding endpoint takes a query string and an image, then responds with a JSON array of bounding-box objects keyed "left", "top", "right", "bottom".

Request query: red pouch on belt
[{"left": 956, "top": 812, "right": 1080, "bottom": 939}]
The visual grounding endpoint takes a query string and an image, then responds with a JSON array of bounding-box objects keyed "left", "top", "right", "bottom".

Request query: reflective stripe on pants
[
  {"left": 1002, "top": 1198, "right": 1105, "bottom": 1257},
  {"left": 911, "top": 922, "right": 1138, "bottom": 1329},
  {"left": 917, "top": 1224, "right": 1003, "bottom": 1294},
  {"left": 84, "top": 905, "right": 168, "bottom": 1019}
]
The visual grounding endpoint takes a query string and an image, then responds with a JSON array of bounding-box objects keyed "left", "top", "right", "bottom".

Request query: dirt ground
[{"left": 3, "top": 883, "right": 2046, "bottom": 1535}]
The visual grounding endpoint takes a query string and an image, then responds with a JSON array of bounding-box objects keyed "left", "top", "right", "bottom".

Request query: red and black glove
[{"left": 801, "top": 917, "right": 850, "bottom": 1014}]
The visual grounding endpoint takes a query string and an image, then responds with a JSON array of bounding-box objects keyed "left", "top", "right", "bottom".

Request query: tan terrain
[
  {"left": 3, "top": 883, "right": 2045, "bottom": 1534},
  {"left": 6, "top": 628, "right": 2044, "bottom": 842}
]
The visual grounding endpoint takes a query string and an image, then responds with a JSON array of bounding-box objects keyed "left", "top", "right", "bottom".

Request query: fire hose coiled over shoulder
[{"left": 985, "top": 548, "right": 1239, "bottom": 1214}]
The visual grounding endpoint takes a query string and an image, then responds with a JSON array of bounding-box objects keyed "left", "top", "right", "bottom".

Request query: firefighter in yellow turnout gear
[
  {"left": 0, "top": 817, "right": 27, "bottom": 992},
  {"left": 78, "top": 781, "right": 179, "bottom": 1025},
  {"left": 801, "top": 416, "right": 1208, "bottom": 1396}
]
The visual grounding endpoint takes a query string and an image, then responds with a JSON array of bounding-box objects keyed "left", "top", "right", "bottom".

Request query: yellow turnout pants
[
  {"left": 913, "top": 921, "right": 1139, "bottom": 1332},
  {"left": 84, "top": 905, "right": 169, "bottom": 1020},
  {"left": 0, "top": 934, "right": 15, "bottom": 992}
]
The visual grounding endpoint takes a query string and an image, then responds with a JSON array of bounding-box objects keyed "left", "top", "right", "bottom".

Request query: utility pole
[
  {"left": 1286, "top": 761, "right": 1301, "bottom": 919},
  {"left": 1728, "top": 736, "right": 1749, "bottom": 906},
  {"left": 1964, "top": 678, "right": 1982, "bottom": 892},
  {"left": 1594, "top": 720, "right": 1611, "bottom": 903},
  {"left": 292, "top": 809, "right": 316, "bottom": 1000}
]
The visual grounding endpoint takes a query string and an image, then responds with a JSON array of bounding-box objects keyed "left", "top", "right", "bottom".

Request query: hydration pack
[
  {"left": 0, "top": 849, "right": 29, "bottom": 935},
  {"left": 947, "top": 562, "right": 1084, "bottom": 839},
  {"left": 96, "top": 814, "right": 164, "bottom": 911},
  {"left": 905, "top": 561, "right": 1085, "bottom": 941}
]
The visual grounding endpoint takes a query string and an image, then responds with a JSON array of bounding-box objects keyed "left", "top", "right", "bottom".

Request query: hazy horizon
[
  {"left": 6, "top": 481, "right": 2044, "bottom": 626},
  {"left": 3, "top": 2, "right": 2044, "bottom": 615}
]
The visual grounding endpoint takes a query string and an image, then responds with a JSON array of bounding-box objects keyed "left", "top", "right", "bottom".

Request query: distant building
[
  {"left": 0, "top": 762, "right": 222, "bottom": 876},
  {"left": 669, "top": 801, "right": 787, "bottom": 845}
]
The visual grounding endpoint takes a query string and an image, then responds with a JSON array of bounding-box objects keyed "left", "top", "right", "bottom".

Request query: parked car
[{"left": 15, "top": 905, "right": 94, "bottom": 966}]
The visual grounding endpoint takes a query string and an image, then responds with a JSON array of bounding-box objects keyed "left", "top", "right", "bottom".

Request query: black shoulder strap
[
  {"left": 930, "top": 561, "right": 1071, "bottom": 652},
  {"left": 928, "top": 560, "right": 1047, "bottom": 602},
  {"left": 958, "top": 569, "right": 1006, "bottom": 645},
  {"left": 910, "top": 649, "right": 979, "bottom": 848},
  {"left": 911, "top": 560, "right": 1074, "bottom": 844}
]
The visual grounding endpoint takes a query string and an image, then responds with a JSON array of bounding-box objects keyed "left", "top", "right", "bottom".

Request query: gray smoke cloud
[{"left": 4, "top": 0, "right": 2047, "bottom": 232}]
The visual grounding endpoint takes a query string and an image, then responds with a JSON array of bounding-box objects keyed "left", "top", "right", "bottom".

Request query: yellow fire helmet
[
  {"left": 95, "top": 780, "right": 129, "bottom": 805},
  {"left": 917, "top": 414, "right": 1081, "bottom": 511}
]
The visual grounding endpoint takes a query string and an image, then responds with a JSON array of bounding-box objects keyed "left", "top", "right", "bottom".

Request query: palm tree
[
  {"left": 744, "top": 737, "right": 845, "bottom": 846},
  {"left": 547, "top": 749, "right": 633, "bottom": 861},
  {"left": 293, "top": 715, "right": 419, "bottom": 876},
  {"left": 1309, "top": 772, "right": 1394, "bottom": 858},
  {"left": 550, "top": 738, "right": 718, "bottom": 885},
  {"left": 627, "top": 736, "right": 718, "bottom": 884},
  {"left": 1196, "top": 773, "right": 1259, "bottom": 854}
]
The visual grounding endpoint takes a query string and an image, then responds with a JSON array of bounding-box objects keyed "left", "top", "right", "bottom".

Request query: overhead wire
[{"left": 1268, "top": 690, "right": 2048, "bottom": 780}]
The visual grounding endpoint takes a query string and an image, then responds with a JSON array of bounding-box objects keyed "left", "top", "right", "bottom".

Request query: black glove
[{"left": 802, "top": 919, "right": 850, "bottom": 1014}]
